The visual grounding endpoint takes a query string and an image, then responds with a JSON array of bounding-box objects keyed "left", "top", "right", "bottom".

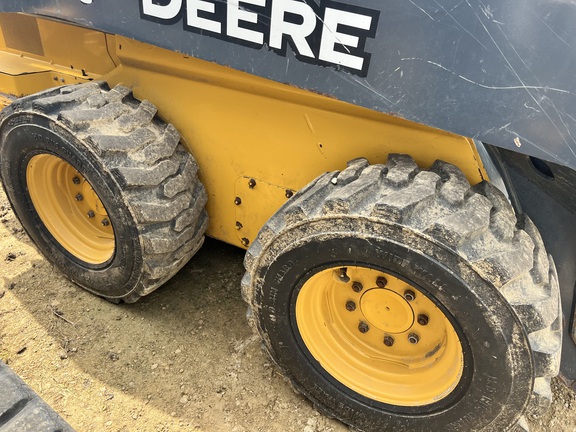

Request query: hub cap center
[{"left": 360, "top": 288, "right": 414, "bottom": 333}]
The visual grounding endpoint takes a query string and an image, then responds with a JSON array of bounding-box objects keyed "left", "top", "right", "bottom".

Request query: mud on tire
[
  {"left": 0, "top": 82, "right": 208, "bottom": 302},
  {"left": 243, "top": 155, "right": 561, "bottom": 431}
]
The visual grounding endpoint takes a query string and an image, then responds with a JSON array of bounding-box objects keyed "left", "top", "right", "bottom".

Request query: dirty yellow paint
[{"left": 0, "top": 14, "right": 488, "bottom": 249}]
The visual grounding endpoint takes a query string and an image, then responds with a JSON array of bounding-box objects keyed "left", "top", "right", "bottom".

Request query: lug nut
[
  {"left": 101, "top": 218, "right": 110, "bottom": 227},
  {"left": 358, "top": 321, "right": 369, "bottom": 333},
  {"left": 87, "top": 210, "right": 95, "bottom": 218},
  {"left": 384, "top": 335, "right": 395, "bottom": 347},
  {"left": 241, "top": 238, "right": 250, "bottom": 246},
  {"left": 235, "top": 221, "right": 243, "bottom": 230},
  {"left": 248, "top": 179, "right": 256, "bottom": 189},
  {"left": 417, "top": 314, "right": 429, "bottom": 326},
  {"left": 75, "top": 193, "right": 83, "bottom": 201},
  {"left": 408, "top": 333, "right": 420, "bottom": 344},
  {"left": 338, "top": 268, "right": 350, "bottom": 283},
  {"left": 376, "top": 276, "right": 387, "bottom": 288},
  {"left": 404, "top": 290, "right": 416, "bottom": 301},
  {"left": 72, "top": 176, "right": 81, "bottom": 185},
  {"left": 346, "top": 301, "right": 356, "bottom": 312},
  {"left": 352, "top": 281, "right": 363, "bottom": 293},
  {"left": 234, "top": 197, "right": 242, "bottom": 205},
  {"left": 285, "top": 190, "right": 294, "bottom": 198}
]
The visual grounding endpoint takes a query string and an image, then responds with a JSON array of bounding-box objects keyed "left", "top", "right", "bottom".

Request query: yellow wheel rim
[
  {"left": 296, "top": 266, "right": 464, "bottom": 406},
  {"left": 26, "top": 154, "right": 115, "bottom": 265}
]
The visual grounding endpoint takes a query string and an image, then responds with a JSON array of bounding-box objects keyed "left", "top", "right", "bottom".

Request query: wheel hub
[
  {"left": 360, "top": 288, "right": 414, "bottom": 334},
  {"left": 296, "top": 266, "right": 464, "bottom": 406},
  {"left": 26, "top": 153, "right": 115, "bottom": 264}
]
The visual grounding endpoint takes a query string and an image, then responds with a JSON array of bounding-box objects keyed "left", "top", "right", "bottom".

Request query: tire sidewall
[
  {"left": 254, "top": 217, "right": 533, "bottom": 431},
  {"left": 0, "top": 112, "right": 143, "bottom": 298}
]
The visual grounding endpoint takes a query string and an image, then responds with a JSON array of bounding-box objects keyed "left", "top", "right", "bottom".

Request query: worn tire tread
[
  {"left": 6, "top": 82, "right": 207, "bottom": 301},
  {"left": 244, "top": 154, "right": 561, "bottom": 430}
]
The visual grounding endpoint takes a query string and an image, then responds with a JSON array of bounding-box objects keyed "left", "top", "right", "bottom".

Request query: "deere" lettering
[{"left": 140, "top": 0, "right": 379, "bottom": 76}]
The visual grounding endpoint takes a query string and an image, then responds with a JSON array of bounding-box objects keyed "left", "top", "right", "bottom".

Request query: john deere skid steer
[{"left": 0, "top": 1, "right": 573, "bottom": 431}]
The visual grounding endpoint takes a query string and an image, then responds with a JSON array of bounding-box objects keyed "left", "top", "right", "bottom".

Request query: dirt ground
[{"left": 1, "top": 185, "right": 575, "bottom": 432}]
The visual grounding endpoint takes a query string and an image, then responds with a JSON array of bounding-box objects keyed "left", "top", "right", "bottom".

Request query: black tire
[
  {"left": 242, "top": 155, "right": 561, "bottom": 431},
  {"left": 0, "top": 82, "right": 208, "bottom": 302}
]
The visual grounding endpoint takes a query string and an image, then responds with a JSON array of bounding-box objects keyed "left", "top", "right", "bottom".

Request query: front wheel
[
  {"left": 0, "top": 83, "right": 208, "bottom": 302},
  {"left": 243, "top": 155, "right": 561, "bottom": 431}
]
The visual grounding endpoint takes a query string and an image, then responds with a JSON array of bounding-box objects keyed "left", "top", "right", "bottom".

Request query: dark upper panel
[{"left": 1, "top": 0, "right": 576, "bottom": 169}]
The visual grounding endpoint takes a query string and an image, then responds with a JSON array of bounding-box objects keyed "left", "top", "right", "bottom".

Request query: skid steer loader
[{"left": 0, "top": 1, "right": 573, "bottom": 431}]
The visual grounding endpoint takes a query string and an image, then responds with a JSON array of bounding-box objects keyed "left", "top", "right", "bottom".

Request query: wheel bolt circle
[
  {"left": 417, "top": 314, "right": 429, "bottom": 326},
  {"left": 408, "top": 333, "right": 420, "bottom": 344},
  {"left": 404, "top": 289, "right": 416, "bottom": 301},
  {"left": 72, "top": 176, "right": 81, "bottom": 185},
  {"left": 346, "top": 301, "right": 356, "bottom": 312},
  {"left": 376, "top": 276, "right": 387, "bottom": 288},
  {"left": 384, "top": 335, "right": 395, "bottom": 347},
  {"left": 75, "top": 193, "right": 83, "bottom": 201},
  {"left": 352, "top": 281, "right": 363, "bottom": 293},
  {"left": 358, "top": 321, "right": 369, "bottom": 333}
]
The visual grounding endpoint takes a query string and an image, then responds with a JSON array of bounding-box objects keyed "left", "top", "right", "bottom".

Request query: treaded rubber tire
[
  {"left": 242, "top": 155, "right": 561, "bottom": 431},
  {"left": 0, "top": 360, "right": 74, "bottom": 432},
  {"left": 0, "top": 82, "right": 208, "bottom": 302}
]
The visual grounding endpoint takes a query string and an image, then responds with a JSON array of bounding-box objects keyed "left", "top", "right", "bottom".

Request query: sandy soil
[{"left": 0, "top": 185, "right": 575, "bottom": 432}]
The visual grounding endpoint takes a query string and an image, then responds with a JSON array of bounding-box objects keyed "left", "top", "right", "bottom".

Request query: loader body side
[
  {"left": 1, "top": 0, "right": 575, "bottom": 170},
  {"left": 0, "top": 14, "right": 487, "bottom": 248},
  {"left": 0, "top": 5, "right": 573, "bottom": 431}
]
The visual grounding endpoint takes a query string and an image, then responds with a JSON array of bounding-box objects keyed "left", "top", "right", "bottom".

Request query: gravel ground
[{"left": 0, "top": 186, "right": 575, "bottom": 432}]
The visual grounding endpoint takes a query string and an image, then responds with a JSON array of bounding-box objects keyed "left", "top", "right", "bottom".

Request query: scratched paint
[{"left": 0, "top": 0, "right": 575, "bottom": 169}]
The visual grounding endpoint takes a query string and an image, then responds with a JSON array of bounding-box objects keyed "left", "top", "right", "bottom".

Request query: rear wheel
[
  {"left": 26, "top": 153, "right": 115, "bottom": 265},
  {"left": 243, "top": 155, "right": 561, "bottom": 431},
  {"left": 0, "top": 82, "right": 208, "bottom": 302}
]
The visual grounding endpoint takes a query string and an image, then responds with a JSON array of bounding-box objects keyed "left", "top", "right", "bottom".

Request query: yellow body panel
[
  {"left": 0, "top": 14, "right": 488, "bottom": 248},
  {"left": 0, "top": 14, "right": 112, "bottom": 96}
]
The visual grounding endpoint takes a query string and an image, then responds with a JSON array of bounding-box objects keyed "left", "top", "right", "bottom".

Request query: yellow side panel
[
  {"left": 0, "top": 17, "right": 5, "bottom": 49},
  {"left": 0, "top": 17, "right": 487, "bottom": 249},
  {"left": 0, "top": 14, "right": 115, "bottom": 96},
  {"left": 36, "top": 18, "right": 116, "bottom": 76},
  {"left": 235, "top": 177, "right": 295, "bottom": 246},
  {"left": 103, "top": 37, "right": 486, "bottom": 248}
]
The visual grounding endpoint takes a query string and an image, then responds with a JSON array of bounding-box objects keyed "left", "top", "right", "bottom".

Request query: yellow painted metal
[
  {"left": 102, "top": 36, "right": 488, "bottom": 248},
  {"left": 37, "top": 18, "right": 117, "bottom": 75},
  {"left": 26, "top": 154, "right": 115, "bottom": 264},
  {"left": 234, "top": 176, "right": 295, "bottom": 246},
  {"left": 0, "top": 66, "right": 90, "bottom": 97},
  {"left": 296, "top": 266, "right": 464, "bottom": 406},
  {"left": 361, "top": 288, "right": 415, "bottom": 334},
  {"left": 0, "top": 14, "right": 113, "bottom": 96},
  {"left": 0, "top": 15, "right": 489, "bottom": 249}
]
